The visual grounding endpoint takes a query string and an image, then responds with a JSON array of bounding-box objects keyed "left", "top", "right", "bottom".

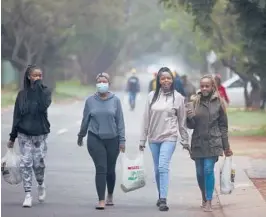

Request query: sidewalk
[{"left": 215, "top": 156, "right": 266, "bottom": 217}]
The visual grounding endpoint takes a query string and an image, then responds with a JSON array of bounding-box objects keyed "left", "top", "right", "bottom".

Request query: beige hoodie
[{"left": 140, "top": 90, "right": 189, "bottom": 146}]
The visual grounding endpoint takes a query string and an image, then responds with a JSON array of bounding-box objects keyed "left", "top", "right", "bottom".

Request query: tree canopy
[{"left": 160, "top": 0, "right": 266, "bottom": 81}]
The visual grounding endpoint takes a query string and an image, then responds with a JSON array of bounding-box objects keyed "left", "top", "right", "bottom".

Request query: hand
[
  {"left": 186, "top": 109, "right": 195, "bottom": 119},
  {"left": 33, "top": 79, "right": 43, "bottom": 88},
  {"left": 139, "top": 145, "right": 145, "bottom": 151},
  {"left": 120, "top": 144, "right": 125, "bottom": 153},
  {"left": 181, "top": 142, "right": 191, "bottom": 155},
  {"left": 77, "top": 137, "right": 83, "bottom": 147},
  {"left": 7, "top": 141, "right": 14, "bottom": 148},
  {"left": 224, "top": 148, "right": 233, "bottom": 157}
]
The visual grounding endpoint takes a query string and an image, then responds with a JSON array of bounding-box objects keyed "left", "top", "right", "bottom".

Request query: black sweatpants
[{"left": 87, "top": 132, "right": 120, "bottom": 201}]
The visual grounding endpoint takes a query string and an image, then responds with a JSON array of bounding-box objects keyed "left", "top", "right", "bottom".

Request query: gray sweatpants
[{"left": 18, "top": 133, "right": 48, "bottom": 192}]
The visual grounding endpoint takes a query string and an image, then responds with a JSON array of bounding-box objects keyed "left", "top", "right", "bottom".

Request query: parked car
[{"left": 222, "top": 74, "right": 260, "bottom": 108}]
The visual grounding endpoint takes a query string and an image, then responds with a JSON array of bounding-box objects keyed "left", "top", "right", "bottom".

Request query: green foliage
[{"left": 160, "top": 0, "right": 266, "bottom": 82}]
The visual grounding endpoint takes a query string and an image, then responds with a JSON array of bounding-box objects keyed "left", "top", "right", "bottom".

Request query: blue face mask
[{"left": 96, "top": 82, "right": 109, "bottom": 93}]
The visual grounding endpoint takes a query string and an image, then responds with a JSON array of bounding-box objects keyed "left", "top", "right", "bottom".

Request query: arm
[
  {"left": 218, "top": 105, "right": 230, "bottom": 150},
  {"left": 9, "top": 92, "right": 22, "bottom": 142},
  {"left": 177, "top": 97, "right": 189, "bottom": 144},
  {"left": 35, "top": 81, "right": 52, "bottom": 112},
  {"left": 78, "top": 99, "right": 91, "bottom": 138},
  {"left": 115, "top": 97, "right": 126, "bottom": 144},
  {"left": 140, "top": 94, "right": 151, "bottom": 146}
]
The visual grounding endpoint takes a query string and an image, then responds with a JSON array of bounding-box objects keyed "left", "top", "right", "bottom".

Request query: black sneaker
[
  {"left": 159, "top": 198, "right": 169, "bottom": 211},
  {"left": 156, "top": 199, "right": 161, "bottom": 207}
]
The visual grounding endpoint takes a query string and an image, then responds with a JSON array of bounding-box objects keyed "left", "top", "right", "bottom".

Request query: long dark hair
[
  {"left": 150, "top": 67, "right": 175, "bottom": 108},
  {"left": 19, "top": 64, "right": 41, "bottom": 115}
]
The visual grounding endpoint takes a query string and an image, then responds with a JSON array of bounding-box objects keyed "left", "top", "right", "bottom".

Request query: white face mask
[{"left": 96, "top": 82, "right": 109, "bottom": 93}]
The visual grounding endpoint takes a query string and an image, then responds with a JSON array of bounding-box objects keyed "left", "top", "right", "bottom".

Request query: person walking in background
[
  {"left": 126, "top": 68, "right": 140, "bottom": 110},
  {"left": 139, "top": 67, "right": 189, "bottom": 212},
  {"left": 214, "top": 74, "right": 230, "bottom": 105},
  {"left": 7, "top": 65, "right": 52, "bottom": 208},
  {"left": 148, "top": 71, "right": 157, "bottom": 92},
  {"left": 77, "top": 72, "right": 126, "bottom": 210},
  {"left": 173, "top": 70, "right": 186, "bottom": 97},
  {"left": 181, "top": 75, "right": 196, "bottom": 102},
  {"left": 186, "top": 74, "right": 233, "bottom": 212}
]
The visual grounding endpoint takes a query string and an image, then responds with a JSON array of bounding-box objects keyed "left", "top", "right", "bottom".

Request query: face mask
[{"left": 96, "top": 82, "right": 109, "bottom": 93}]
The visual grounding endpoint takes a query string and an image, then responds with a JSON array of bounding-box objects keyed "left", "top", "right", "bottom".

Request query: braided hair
[
  {"left": 19, "top": 64, "right": 41, "bottom": 115},
  {"left": 150, "top": 67, "right": 176, "bottom": 108},
  {"left": 96, "top": 72, "right": 110, "bottom": 82}
]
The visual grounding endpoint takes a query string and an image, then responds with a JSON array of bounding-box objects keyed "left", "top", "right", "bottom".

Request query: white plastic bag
[
  {"left": 1, "top": 148, "right": 22, "bottom": 185},
  {"left": 120, "top": 152, "right": 146, "bottom": 193},
  {"left": 220, "top": 156, "right": 235, "bottom": 194}
]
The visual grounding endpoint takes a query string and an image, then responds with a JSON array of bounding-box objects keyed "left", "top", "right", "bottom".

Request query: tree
[
  {"left": 2, "top": 0, "right": 72, "bottom": 89},
  {"left": 160, "top": 0, "right": 266, "bottom": 108}
]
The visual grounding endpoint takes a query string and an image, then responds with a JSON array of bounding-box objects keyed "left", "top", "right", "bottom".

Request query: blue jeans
[
  {"left": 149, "top": 141, "right": 176, "bottom": 199},
  {"left": 128, "top": 92, "right": 137, "bottom": 107},
  {"left": 195, "top": 157, "right": 217, "bottom": 201}
]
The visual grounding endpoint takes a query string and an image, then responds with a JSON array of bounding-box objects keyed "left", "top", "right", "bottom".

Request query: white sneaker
[
  {"left": 38, "top": 183, "right": 46, "bottom": 202},
  {"left": 23, "top": 193, "right": 32, "bottom": 208}
]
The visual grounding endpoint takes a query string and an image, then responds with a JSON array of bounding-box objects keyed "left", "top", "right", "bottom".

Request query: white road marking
[{"left": 57, "top": 128, "right": 68, "bottom": 135}]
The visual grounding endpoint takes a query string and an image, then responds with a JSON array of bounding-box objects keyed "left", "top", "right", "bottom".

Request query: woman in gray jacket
[
  {"left": 77, "top": 72, "right": 126, "bottom": 210},
  {"left": 186, "top": 74, "right": 233, "bottom": 212}
]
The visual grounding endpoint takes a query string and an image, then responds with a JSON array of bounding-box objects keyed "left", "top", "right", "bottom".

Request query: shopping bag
[
  {"left": 220, "top": 156, "right": 235, "bottom": 194},
  {"left": 120, "top": 152, "right": 146, "bottom": 193},
  {"left": 1, "top": 148, "right": 22, "bottom": 185}
]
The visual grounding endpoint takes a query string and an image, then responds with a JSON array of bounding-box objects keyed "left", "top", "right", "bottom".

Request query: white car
[{"left": 222, "top": 75, "right": 260, "bottom": 108}]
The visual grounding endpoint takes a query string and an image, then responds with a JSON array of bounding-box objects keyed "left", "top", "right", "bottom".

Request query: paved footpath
[{"left": 1, "top": 92, "right": 265, "bottom": 217}]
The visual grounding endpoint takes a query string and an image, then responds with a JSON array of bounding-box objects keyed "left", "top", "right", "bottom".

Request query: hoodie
[
  {"left": 140, "top": 90, "right": 189, "bottom": 146},
  {"left": 78, "top": 92, "right": 126, "bottom": 144},
  {"left": 9, "top": 76, "right": 52, "bottom": 142}
]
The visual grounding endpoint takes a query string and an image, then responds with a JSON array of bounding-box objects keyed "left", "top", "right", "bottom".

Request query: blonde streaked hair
[{"left": 191, "top": 74, "right": 226, "bottom": 112}]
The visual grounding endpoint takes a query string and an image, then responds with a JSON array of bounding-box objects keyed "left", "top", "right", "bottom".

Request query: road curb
[{"left": 215, "top": 157, "right": 266, "bottom": 217}]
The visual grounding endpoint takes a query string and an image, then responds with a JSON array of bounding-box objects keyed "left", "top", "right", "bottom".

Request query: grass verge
[
  {"left": 227, "top": 109, "right": 266, "bottom": 136},
  {"left": 1, "top": 80, "right": 94, "bottom": 108}
]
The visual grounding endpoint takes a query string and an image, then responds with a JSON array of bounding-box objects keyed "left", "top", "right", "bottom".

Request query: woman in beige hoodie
[{"left": 139, "top": 67, "right": 189, "bottom": 212}]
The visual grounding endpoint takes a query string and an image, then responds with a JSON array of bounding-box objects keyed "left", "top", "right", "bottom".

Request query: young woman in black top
[{"left": 7, "top": 65, "right": 52, "bottom": 208}]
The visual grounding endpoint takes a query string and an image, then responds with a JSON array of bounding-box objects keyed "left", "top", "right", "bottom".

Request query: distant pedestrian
[
  {"left": 148, "top": 72, "right": 157, "bottom": 92},
  {"left": 77, "top": 72, "right": 126, "bottom": 210},
  {"left": 186, "top": 74, "right": 233, "bottom": 212},
  {"left": 7, "top": 65, "right": 52, "bottom": 208},
  {"left": 173, "top": 71, "right": 186, "bottom": 97},
  {"left": 139, "top": 67, "right": 189, "bottom": 212},
  {"left": 126, "top": 68, "right": 140, "bottom": 110},
  {"left": 214, "top": 74, "right": 230, "bottom": 105},
  {"left": 181, "top": 75, "right": 196, "bottom": 102}
]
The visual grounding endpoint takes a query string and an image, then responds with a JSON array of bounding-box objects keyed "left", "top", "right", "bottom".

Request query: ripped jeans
[
  {"left": 149, "top": 141, "right": 176, "bottom": 199},
  {"left": 18, "top": 133, "right": 48, "bottom": 192}
]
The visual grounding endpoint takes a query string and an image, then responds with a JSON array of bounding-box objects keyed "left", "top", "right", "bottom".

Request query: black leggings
[{"left": 87, "top": 132, "right": 120, "bottom": 201}]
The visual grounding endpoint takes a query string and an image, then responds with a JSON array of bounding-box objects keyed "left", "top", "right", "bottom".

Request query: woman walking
[
  {"left": 139, "top": 67, "right": 189, "bottom": 212},
  {"left": 7, "top": 65, "right": 52, "bottom": 208},
  {"left": 187, "top": 74, "right": 233, "bottom": 212},
  {"left": 77, "top": 72, "right": 126, "bottom": 210}
]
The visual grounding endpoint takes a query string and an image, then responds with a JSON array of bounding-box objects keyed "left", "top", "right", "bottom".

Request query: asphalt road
[{"left": 1, "top": 92, "right": 224, "bottom": 217}]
